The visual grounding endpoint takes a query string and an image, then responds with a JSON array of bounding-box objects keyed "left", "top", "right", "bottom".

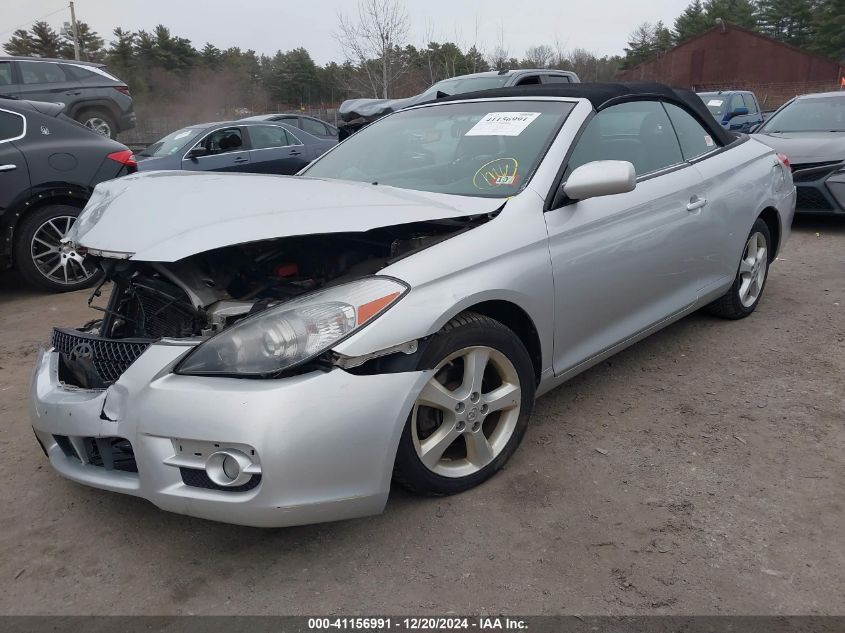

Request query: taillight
[
  {"left": 777, "top": 153, "right": 790, "bottom": 168},
  {"left": 107, "top": 149, "right": 137, "bottom": 168},
  {"left": 114, "top": 85, "right": 131, "bottom": 96}
]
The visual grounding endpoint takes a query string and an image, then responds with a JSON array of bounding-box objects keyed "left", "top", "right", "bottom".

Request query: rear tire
[
  {"left": 14, "top": 204, "right": 102, "bottom": 292},
  {"left": 706, "top": 218, "right": 771, "bottom": 319},
  {"left": 393, "top": 312, "right": 535, "bottom": 496},
  {"left": 76, "top": 109, "right": 117, "bottom": 139}
]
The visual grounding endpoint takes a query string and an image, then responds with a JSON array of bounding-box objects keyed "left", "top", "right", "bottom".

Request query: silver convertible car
[{"left": 30, "top": 83, "right": 795, "bottom": 527}]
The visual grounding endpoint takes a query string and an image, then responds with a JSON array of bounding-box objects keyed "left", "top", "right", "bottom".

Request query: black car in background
[
  {"left": 0, "top": 56, "right": 136, "bottom": 139},
  {"left": 241, "top": 113, "right": 339, "bottom": 139},
  {"left": 0, "top": 97, "right": 136, "bottom": 291},
  {"left": 135, "top": 119, "right": 336, "bottom": 174}
]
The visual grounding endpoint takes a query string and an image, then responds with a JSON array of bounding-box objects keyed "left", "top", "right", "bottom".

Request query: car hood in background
[
  {"left": 68, "top": 171, "right": 503, "bottom": 262},
  {"left": 752, "top": 131, "right": 845, "bottom": 163},
  {"left": 338, "top": 94, "right": 428, "bottom": 123}
]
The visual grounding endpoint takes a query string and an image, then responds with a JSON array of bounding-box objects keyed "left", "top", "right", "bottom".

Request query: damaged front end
[{"left": 55, "top": 220, "right": 485, "bottom": 390}]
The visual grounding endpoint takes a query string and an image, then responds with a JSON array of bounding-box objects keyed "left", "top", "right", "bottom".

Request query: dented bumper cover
[{"left": 30, "top": 345, "right": 428, "bottom": 527}]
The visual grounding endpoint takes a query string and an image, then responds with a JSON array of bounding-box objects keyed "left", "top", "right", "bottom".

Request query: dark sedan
[
  {"left": 0, "top": 97, "right": 136, "bottom": 291},
  {"left": 240, "top": 113, "right": 338, "bottom": 139},
  {"left": 135, "top": 120, "right": 336, "bottom": 174},
  {"left": 752, "top": 91, "right": 845, "bottom": 215}
]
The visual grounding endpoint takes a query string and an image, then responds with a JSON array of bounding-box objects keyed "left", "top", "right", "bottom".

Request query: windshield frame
[
  {"left": 300, "top": 96, "right": 579, "bottom": 198},
  {"left": 760, "top": 95, "right": 845, "bottom": 133}
]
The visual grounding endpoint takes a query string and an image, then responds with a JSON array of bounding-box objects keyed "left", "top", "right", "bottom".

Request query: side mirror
[
  {"left": 560, "top": 160, "right": 636, "bottom": 203},
  {"left": 728, "top": 107, "right": 749, "bottom": 119},
  {"left": 186, "top": 147, "right": 209, "bottom": 159}
]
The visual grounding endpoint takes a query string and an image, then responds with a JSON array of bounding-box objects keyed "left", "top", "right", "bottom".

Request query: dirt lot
[{"left": 0, "top": 217, "right": 842, "bottom": 616}]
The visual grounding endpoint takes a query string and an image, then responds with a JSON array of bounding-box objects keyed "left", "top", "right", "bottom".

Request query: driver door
[
  {"left": 183, "top": 126, "right": 251, "bottom": 172},
  {"left": 544, "top": 100, "right": 707, "bottom": 375}
]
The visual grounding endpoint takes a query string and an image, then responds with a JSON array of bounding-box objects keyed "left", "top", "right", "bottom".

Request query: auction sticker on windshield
[{"left": 466, "top": 112, "right": 541, "bottom": 136}]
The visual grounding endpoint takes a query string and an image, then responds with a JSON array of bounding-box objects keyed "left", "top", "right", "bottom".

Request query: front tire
[
  {"left": 393, "top": 312, "right": 536, "bottom": 496},
  {"left": 706, "top": 218, "right": 772, "bottom": 319},
  {"left": 14, "top": 204, "right": 102, "bottom": 292}
]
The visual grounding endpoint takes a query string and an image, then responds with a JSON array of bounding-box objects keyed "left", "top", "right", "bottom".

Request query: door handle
[
  {"left": 0, "top": 164, "right": 17, "bottom": 173},
  {"left": 289, "top": 150, "right": 302, "bottom": 156},
  {"left": 233, "top": 157, "right": 248, "bottom": 163},
  {"left": 65, "top": 91, "right": 81, "bottom": 96},
  {"left": 686, "top": 196, "right": 707, "bottom": 211}
]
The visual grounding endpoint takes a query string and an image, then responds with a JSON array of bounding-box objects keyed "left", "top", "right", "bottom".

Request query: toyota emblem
[{"left": 69, "top": 342, "right": 94, "bottom": 361}]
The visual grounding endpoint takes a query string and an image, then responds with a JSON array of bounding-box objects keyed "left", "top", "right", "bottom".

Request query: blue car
[
  {"left": 698, "top": 90, "right": 764, "bottom": 133},
  {"left": 135, "top": 120, "right": 336, "bottom": 174}
]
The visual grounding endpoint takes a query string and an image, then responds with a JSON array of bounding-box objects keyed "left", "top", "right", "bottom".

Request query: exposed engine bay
[{"left": 57, "top": 218, "right": 487, "bottom": 389}]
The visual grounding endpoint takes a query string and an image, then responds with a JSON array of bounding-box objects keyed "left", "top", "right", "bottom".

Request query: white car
[{"left": 30, "top": 83, "right": 795, "bottom": 527}]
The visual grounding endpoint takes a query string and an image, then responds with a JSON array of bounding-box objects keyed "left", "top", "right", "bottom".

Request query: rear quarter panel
[{"left": 692, "top": 137, "right": 790, "bottom": 282}]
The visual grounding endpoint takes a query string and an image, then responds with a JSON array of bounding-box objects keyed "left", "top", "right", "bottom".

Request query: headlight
[{"left": 176, "top": 276, "right": 408, "bottom": 377}]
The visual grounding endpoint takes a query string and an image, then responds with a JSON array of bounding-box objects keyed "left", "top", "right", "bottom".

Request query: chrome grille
[{"left": 52, "top": 327, "right": 152, "bottom": 386}]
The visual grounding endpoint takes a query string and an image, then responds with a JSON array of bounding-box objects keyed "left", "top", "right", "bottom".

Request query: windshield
[
  {"left": 699, "top": 93, "right": 726, "bottom": 118},
  {"left": 302, "top": 100, "right": 574, "bottom": 197},
  {"left": 420, "top": 75, "right": 512, "bottom": 99},
  {"left": 138, "top": 127, "right": 202, "bottom": 157},
  {"left": 762, "top": 96, "right": 845, "bottom": 133}
]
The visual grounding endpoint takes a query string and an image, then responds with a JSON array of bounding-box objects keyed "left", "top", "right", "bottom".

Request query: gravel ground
[{"left": 0, "top": 216, "right": 842, "bottom": 616}]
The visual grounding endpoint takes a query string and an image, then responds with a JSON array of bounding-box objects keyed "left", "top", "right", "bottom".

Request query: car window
[
  {"left": 729, "top": 94, "right": 744, "bottom": 114},
  {"left": 0, "top": 62, "right": 13, "bottom": 87},
  {"left": 664, "top": 103, "right": 718, "bottom": 161},
  {"left": 742, "top": 94, "right": 759, "bottom": 114},
  {"left": 60, "top": 64, "right": 95, "bottom": 81},
  {"left": 762, "top": 95, "right": 845, "bottom": 133},
  {"left": 304, "top": 100, "right": 575, "bottom": 198},
  {"left": 197, "top": 127, "right": 245, "bottom": 155},
  {"left": 0, "top": 109, "right": 25, "bottom": 142},
  {"left": 515, "top": 75, "right": 541, "bottom": 86},
  {"left": 138, "top": 127, "right": 200, "bottom": 157},
  {"left": 567, "top": 100, "right": 684, "bottom": 177},
  {"left": 301, "top": 117, "right": 329, "bottom": 136},
  {"left": 19, "top": 61, "right": 68, "bottom": 85},
  {"left": 271, "top": 115, "right": 299, "bottom": 126},
  {"left": 700, "top": 93, "right": 726, "bottom": 119},
  {"left": 544, "top": 75, "right": 571, "bottom": 83},
  {"left": 249, "top": 125, "right": 295, "bottom": 149}
]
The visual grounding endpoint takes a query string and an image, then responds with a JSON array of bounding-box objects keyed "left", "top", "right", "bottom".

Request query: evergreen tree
[
  {"left": 622, "top": 23, "right": 658, "bottom": 69},
  {"left": 674, "top": 0, "right": 709, "bottom": 42},
  {"left": 811, "top": 0, "right": 845, "bottom": 61},
  {"left": 4, "top": 29, "right": 37, "bottom": 56},
  {"left": 703, "top": 0, "right": 757, "bottom": 30},
  {"left": 60, "top": 22, "right": 105, "bottom": 61},
  {"left": 757, "top": 0, "right": 814, "bottom": 48}
]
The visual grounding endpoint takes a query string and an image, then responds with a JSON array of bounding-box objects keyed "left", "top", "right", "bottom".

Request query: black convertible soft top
[{"left": 433, "top": 82, "right": 735, "bottom": 147}]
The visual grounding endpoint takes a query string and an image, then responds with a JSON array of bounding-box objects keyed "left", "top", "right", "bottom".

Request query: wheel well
[
  {"left": 3, "top": 190, "right": 88, "bottom": 268},
  {"left": 759, "top": 207, "right": 781, "bottom": 260},
  {"left": 466, "top": 300, "right": 542, "bottom": 384}
]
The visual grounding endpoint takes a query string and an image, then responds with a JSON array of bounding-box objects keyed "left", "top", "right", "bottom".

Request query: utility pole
[{"left": 69, "top": 1, "right": 80, "bottom": 60}]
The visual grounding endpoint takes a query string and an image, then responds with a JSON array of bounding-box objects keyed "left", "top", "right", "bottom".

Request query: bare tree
[
  {"left": 487, "top": 24, "right": 510, "bottom": 70},
  {"left": 335, "top": 0, "right": 410, "bottom": 98},
  {"left": 524, "top": 44, "right": 554, "bottom": 69}
]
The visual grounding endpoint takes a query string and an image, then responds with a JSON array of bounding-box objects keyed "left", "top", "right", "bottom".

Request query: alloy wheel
[
  {"left": 411, "top": 346, "right": 522, "bottom": 478},
  {"left": 738, "top": 231, "right": 767, "bottom": 307},
  {"left": 29, "top": 216, "right": 95, "bottom": 287},
  {"left": 84, "top": 117, "right": 112, "bottom": 137}
]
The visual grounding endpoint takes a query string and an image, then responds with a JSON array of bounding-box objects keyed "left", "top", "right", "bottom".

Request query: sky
[{"left": 1, "top": 0, "right": 693, "bottom": 63}]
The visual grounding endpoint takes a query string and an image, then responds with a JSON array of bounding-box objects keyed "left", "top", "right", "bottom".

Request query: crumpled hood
[
  {"left": 338, "top": 96, "right": 418, "bottom": 122},
  {"left": 752, "top": 131, "right": 845, "bottom": 164},
  {"left": 68, "top": 171, "right": 503, "bottom": 262}
]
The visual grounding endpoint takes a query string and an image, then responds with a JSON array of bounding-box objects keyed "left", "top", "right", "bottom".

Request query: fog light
[{"left": 205, "top": 450, "right": 254, "bottom": 487}]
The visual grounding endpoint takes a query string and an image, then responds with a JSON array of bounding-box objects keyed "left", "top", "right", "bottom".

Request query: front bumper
[
  {"left": 116, "top": 111, "right": 137, "bottom": 132},
  {"left": 30, "top": 345, "right": 428, "bottom": 527},
  {"left": 792, "top": 163, "right": 845, "bottom": 214}
]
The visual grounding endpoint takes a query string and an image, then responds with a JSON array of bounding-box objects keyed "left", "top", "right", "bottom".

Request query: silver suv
[{"left": 0, "top": 56, "right": 136, "bottom": 139}]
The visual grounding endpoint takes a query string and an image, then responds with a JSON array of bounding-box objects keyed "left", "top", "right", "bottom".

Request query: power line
[{"left": 0, "top": 5, "right": 68, "bottom": 39}]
